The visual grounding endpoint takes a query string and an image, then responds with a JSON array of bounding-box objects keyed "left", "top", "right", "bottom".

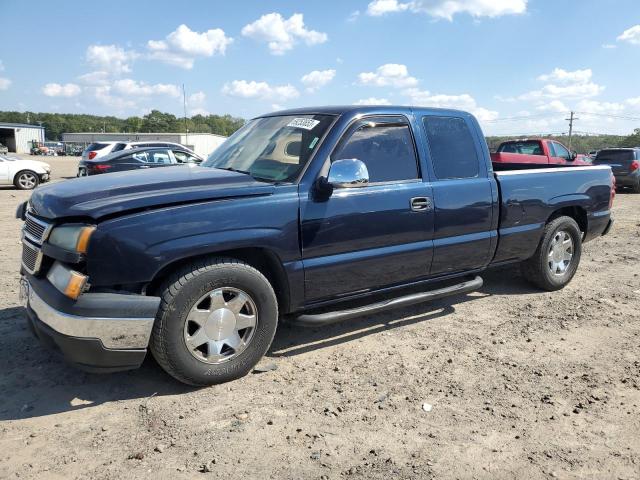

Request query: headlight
[{"left": 48, "top": 225, "right": 96, "bottom": 254}]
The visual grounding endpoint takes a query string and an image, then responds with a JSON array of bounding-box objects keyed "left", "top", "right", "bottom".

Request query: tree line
[{"left": 0, "top": 110, "right": 245, "bottom": 140}]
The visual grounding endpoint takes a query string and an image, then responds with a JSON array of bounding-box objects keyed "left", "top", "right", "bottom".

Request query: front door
[{"left": 300, "top": 116, "right": 434, "bottom": 303}]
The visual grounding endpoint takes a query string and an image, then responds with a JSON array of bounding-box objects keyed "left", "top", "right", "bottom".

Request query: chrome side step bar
[{"left": 292, "top": 276, "right": 483, "bottom": 327}]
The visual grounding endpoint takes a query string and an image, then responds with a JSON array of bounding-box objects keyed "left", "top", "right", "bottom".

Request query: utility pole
[
  {"left": 182, "top": 84, "right": 189, "bottom": 146},
  {"left": 565, "top": 111, "right": 578, "bottom": 150}
]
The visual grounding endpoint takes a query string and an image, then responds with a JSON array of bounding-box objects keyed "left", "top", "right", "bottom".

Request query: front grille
[
  {"left": 22, "top": 241, "right": 42, "bottom": 275},
  {"left": 23, "top": 213, "right": 51, "bottom": 244},
  {"left": 22, "top": 212, "right": 50, "bottom": 274}
]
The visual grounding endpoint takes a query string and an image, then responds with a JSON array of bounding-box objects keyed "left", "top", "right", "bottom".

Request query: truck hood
[{"left": 29, "top": 165, "right": 275, "bottom": 220}]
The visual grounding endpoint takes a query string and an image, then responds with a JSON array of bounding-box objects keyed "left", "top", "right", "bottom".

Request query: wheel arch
[
  {"left": 547, "top": 205, "right": 588, "bottom": 237},
  {"left": 147, "top": 247, "right": 292, "bottom": 314}
]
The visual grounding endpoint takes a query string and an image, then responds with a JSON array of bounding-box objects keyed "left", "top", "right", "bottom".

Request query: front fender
[{"left": 86, "top": 188, "right": 301, "bottom": 287}]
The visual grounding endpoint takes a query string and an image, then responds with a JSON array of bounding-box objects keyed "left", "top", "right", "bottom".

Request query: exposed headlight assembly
[{"left": 48, "top": 225, "right": 96, "bottom": 254}]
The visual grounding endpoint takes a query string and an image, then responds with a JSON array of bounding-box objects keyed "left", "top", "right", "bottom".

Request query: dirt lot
[{"left": 0, "top": 155, "right": 638, "bottom": 480}]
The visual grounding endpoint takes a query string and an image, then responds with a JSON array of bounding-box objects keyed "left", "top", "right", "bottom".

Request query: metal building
[
  {"left": 0, "top": 123, "right": 45, "bottom": 153},
  {"left": 61, "top": 132, "right": 226, "bottom": 157}
]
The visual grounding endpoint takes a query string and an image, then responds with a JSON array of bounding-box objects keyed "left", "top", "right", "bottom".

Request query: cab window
[{"left": 333, "top": 118, "right": 419, "bottom": 183}]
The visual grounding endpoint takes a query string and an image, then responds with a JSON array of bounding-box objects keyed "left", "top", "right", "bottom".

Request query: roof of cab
[{"left": 259, "top": 105, "right": 473, "bottom": 118}]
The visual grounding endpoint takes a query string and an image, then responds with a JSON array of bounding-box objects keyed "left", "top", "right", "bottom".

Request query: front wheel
[
  {"left": 14, "top": 170, "right": 40, "bottom": 190},
  {"left": 150, "top": 258, "right": 279, "bottom": 386},
  {"left": 631, "top": 180, "right": 640, "bottom": 194},
  {"left": 521, "top": 216, "right": 582, "bottom": 291}
]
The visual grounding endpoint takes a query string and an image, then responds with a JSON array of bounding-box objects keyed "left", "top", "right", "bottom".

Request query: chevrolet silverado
[{"left": 17, "top": 106, "right": 614, "bottom": 385}]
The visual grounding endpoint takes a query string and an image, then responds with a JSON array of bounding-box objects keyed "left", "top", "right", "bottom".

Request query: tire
[
  {"left": 631, "top": 181, "right": 640, "bottom": 194},
  {"left": 14, "top": 170, "right": 40, "bottom": 190},
  {"left": 521, "top": 216, "right": 582, "bottom": 291},
  {"left": 150, "top": 257, "right": 279, "bottom": 386}
]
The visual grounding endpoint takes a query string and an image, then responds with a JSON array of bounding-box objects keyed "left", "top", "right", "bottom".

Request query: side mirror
[
  {"left": 569, "top": 151, "right": 577, "bottom": 161},
  {"left": 327, "top": 159, "right": 369, "bottom": 188}
]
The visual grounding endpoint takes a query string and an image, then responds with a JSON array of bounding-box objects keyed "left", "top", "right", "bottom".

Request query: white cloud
[
  {"left": 602, "top": 44, "right": 617, "bottom": 49},
  {"left": 222, "top": 80, "right": 299, "bottom": 102},
  {"left": 626, "top": 96, "right": 640, "bottom": 107},
  {"left": 576, "top": 99, "right": 625, "bottom": 114},
  {"left": 404, "top": 88, "right": 498, "bottom": 121},
  {"left": 42, "top": 83, "right": 81, "bottom": 97},
  {"left": 521, "top": 83, "right": 603, "bottom": 101},
  {"left": 537, "top": 68, "right": 592, "bottom": 84},
  {"left": 357, "top": 63, "right": 418, "bottom": 88},
  {"left": 86, "top": 45, "right": 138, "bottom": 74},
  {"left": 78, "top": 71, "right": 110, "bottom": 86},
  {"left": 93, "top": 86, "right": 136, "bottom": 110},
  {"left": 519, "top": 68, "right": 604, "bottom": 101},
  {"left": 0, "top": 77, "right": 10, "bottom": 90},
  {"left": 617, "top": 25, "right": 640, "bottom": 45},
  {"left": 147, "top": 24, "right": 232, "bottom": 69},
  {"left": 535, "top": 100, "right": 568, "bottom": 112},
  {"left": 366, "top": 0, "right": 527, "bottom": 20},
  {"left": 367, "top": 0, "right": 411, "bottom": 16},
  {"left": 301, "top": 69, "right": 336, "bottom": 92},
  {"left": 187, "top": 91, "right": 208, "bottom": 116},
  {"left": 348, "top": 10, "right": 361, "bottom": 22},
  {"left": 354, "top": 97, "right": 392, "bottom": 105},
  {"left": 0, "top": 60, "right": 4, "bottom": 71},
  {"left": 241, "top": 13, "right": 327, "bottom": 55},
  {"left": 112, "top": 79, "right": 181, "bottom": 97},
  {"left": 188, "top": 91, "right": 206, "bottom": 105}
]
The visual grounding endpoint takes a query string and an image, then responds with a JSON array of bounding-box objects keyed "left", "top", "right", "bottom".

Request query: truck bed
[{"left": 491, "top": 165, "right": 613, "bottom": 265}]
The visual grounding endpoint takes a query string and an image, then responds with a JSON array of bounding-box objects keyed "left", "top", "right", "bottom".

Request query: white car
[{"left": 0, "top": 155, "right": 51, "bottom": 190}]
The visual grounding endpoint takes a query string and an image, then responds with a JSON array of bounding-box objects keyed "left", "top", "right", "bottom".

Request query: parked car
[
  {"left": 0, "top": 142, "right": 8, "bottom": 155},
  {"left": 80, "top": 141, "right": 197, "bottom": 169},
  {"left": 0, "top": 155, "right": 50, "bottom": 189},
  {"left": 592, "top": 148, "right": 640, "bottom": 193},
  {"left": 77, "top": 146, "right": 203, "bottom": 176},
  {"left": 491, "top": 139, "right": 591, "bottom": 170},
  {"left": 18, "top": 106, "right": 614, "bottom": 385}
]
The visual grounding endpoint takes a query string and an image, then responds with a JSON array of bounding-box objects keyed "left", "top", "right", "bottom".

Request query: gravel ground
[{"left": 0, "top": 156, "right": 638, "bottom": 480}]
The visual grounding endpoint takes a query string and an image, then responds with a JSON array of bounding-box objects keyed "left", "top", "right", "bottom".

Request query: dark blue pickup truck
[{"left": 17, "top": 106, "right": 614, "bottom": 385}]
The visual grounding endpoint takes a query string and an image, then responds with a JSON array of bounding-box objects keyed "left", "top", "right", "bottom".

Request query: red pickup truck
[{"left": 491, "top": 139, "right": 591, "bottom": 170}]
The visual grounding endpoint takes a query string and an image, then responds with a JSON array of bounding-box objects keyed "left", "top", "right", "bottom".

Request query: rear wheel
[
  {"left": 150, "top": 258, "right": 279, "bottom": 386},
  {"left": 14, "top": 170, "right": 39, "bottom": 190},
  {"left": 521, "top": 216, "right": 582, "bottom": 291},
  {"left": 631, "top": 180, "right": 640, "bottom": 194}
]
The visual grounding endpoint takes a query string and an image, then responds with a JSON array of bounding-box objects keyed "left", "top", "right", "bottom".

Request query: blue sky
[{"left": 1, "top": 0, "right": 639, "bottom": 135}]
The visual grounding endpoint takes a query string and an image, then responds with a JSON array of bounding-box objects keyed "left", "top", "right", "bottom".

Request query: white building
[
  {"left": 0, "top": 123, "right": 46, "bottom": 153},
  {"left": 61, "top": 132, "right": 227, "bottom": 157}
]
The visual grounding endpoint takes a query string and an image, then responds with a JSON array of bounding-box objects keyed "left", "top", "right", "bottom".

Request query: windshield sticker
[
  {"left": 309, "top": 137, "right": 319, "bottom": 149},
  {"left": 287, "top": 118, "right": 320, "bottom": 130}
]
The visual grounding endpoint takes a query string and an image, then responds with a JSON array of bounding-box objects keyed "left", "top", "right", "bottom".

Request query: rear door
[
  {"left": 421, "top": 115, "right": 496, "bottom": 275},
  {"left": 300, "top": 115, "right": 435, "bottom": 302}
]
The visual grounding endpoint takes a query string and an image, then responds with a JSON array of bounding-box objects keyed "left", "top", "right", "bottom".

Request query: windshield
[{"left": 203, "top": 114, "right": 335, "bottom": 182}]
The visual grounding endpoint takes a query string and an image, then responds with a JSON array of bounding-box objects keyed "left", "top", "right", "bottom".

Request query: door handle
[
  {"left": 410, "top": 197, "right": 432, "bottom": 212},
  {"left": 140, "top": 165, "right": 150, "bottom": 169}
]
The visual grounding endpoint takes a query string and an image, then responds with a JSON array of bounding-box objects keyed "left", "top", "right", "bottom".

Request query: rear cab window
[
  {"left": 422, "top": 116, "right": 479, "bottom": 180},
  {"left": 497, "top": 140, "right": 544, "bottom": 155}
]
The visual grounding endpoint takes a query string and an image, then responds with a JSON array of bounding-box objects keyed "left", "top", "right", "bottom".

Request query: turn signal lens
[
  {"left": 64, "top": 271, "right": 88, "bottom": 299},
  {"left": 46, "top": 262, "right": 88, "bottom": 300},
  {"left": 76, "top": 226, "right": 96, "bottom": 254}
]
